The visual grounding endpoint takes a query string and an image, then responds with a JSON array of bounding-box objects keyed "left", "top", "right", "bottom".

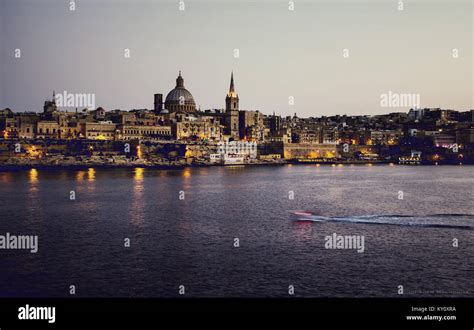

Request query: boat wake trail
[{"left": 292, "top": 211, "right": 474, "bottom": 230}]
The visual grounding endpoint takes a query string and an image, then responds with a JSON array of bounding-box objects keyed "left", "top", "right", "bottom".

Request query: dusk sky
[{"left": 1, "top": 0, "right": 472, "bottom": 117}]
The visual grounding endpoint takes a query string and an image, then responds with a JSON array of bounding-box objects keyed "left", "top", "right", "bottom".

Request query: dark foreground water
[{"left": 0, "top": 165, "right": 473, "bottom": 297}]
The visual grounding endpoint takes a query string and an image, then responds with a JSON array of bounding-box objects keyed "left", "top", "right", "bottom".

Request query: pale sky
[{"left": 0, "top": 0, "right": 472, "bottom": 117}]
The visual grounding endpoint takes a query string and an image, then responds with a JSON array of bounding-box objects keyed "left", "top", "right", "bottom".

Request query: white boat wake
[{"left": 292, "top": 211, "right": 474, "bottom": 230}]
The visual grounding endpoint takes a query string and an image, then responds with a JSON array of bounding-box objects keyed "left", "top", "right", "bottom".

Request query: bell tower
[
  {"left": 225, "top": 72, "right": 239, "bottom": 140},
  {"left": 225, "top": 71, "right": 239, "bottom": 111}
]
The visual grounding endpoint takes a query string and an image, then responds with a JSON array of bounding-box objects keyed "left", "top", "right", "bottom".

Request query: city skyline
[
  {"left": 1, "top": 0, "right": 472, "bottom": 116},
  {"left": 3, "top": 69, "right": 473, "bottom": 118},
  {"left": 1, "top": 2, "right": 473, "bottom": 329}
]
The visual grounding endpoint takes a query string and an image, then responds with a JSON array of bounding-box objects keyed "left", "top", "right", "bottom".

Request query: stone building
[
  {"left": 108, "top": 110, "right": 137, "bottom": 125},
  {"left": 133, "top": 111, "right": 160, "bottom": 126},
  {"left": 291, "top": 127, "right": 322, "bottom": 144},
  {"left": 456, "top": 125, "right": 474, "bottom": 145},
  {"left": 19, "top": 123, "right": 36, "bottom": 139},
  {"left": 57, "top": 113, "right": 81, "bottom": 139},
  {"left": 239, "top": 110, "right": 264, "bottom": 141},
  {"left": 18, "top": 114, "right": 39, "bottom": 139},
  {"left": 37, "top": 121, "right": 61, "bottom": 139},
  {"left": 80, "top": 121, "right": 117, "bottom": 140},
  {"left": 60, "top": 122, "right": 81, "bottom": 139},
  {"left": 3, "top": 117, "right": 21, "bottom": 138},
  {"left": 118, "top": 125, "right": 172, "bottom": 140},
  {"left": 172, "top": 115, "right": 222, "bottom": 141}
]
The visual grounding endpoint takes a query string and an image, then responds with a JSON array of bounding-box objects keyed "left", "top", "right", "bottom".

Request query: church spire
[
  {"left": 225, "top": 71, "right": 239, "bottom": 112},
  {"left": 227, "top": 71, "right": 238, "bottom": 98},
  {"left": 229, "top": 71, "right": 235, "bottom": 93}
]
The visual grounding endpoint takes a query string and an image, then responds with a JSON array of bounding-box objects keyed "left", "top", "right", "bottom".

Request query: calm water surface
[{"left": 0, "top": 165, "right": 473, "bottom": 297}]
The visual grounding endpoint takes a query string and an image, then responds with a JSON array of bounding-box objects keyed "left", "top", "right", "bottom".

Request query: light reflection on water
[
  {"left": 27, "top": 168, "right": 40, "bottom": 222},
  {"left": 29, "top": 168, "right": 38, "bottom": 184},
  {"left": 76, "top": 170, "right": 85, "bottom": 182},
  {"left": 182, "top": 167, "right": 191, "bottom": 178},
  {"left": 0, "top": 172, "right": 12, "bottom": 184},
  {"left": 130, "top": 168, "right": 145, "bottom": 225},
  {"left": 87, "top": 168, "right": 96, "bottom": 182}
]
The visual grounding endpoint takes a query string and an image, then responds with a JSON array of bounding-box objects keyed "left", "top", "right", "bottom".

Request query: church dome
[
  {"left": 165, "top": 71, "right": 196, "bottom": 113},
  {"left": 165, "top": 88, "right": 195, "bottom": 105}
]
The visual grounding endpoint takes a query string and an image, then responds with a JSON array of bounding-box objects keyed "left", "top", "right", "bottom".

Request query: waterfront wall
[
  {"left": 282, "top": 143, "right": 339, "bottom": 159},
  {"left": 0, "top": 139, "right": 190, "bottom": 166},
  {"left": 257, "top": 142, "right": 380, "bottom": 160},
  {"left": 1, "top": 139, "right": 473, "bottom": 166}
]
